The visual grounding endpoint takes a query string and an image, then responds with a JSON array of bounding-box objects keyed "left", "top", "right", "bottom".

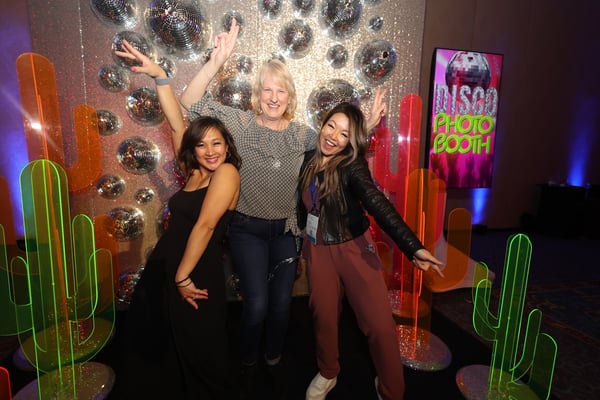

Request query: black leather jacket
[{"left": 297, "top": 151, "right": 424, "bottom": 259}]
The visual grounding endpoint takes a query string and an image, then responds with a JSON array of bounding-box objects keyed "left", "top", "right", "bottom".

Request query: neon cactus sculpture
[
  {"left": 457, "top": 233, "right": 558, "bottom": 399},
  {"left": 0, "top": 160, "right": 115, "bottom": 399}
]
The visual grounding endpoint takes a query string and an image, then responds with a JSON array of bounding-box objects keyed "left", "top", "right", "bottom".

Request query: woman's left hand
[
  {"left": 366, "top": 87, "right": 389, "bottom": 131},
  {"left": 412, "top": 249, "right": 445, "bottom": 278},
  {"left": 176, "top": 278, "right": 208, "bottom": 310}
]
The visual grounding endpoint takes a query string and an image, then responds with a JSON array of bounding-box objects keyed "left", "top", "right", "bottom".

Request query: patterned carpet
[{"left": 433, "top": 230, "right": 600, "bottom": 400}]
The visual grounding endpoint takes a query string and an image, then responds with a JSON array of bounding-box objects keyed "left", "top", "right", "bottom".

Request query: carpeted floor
[{"left": 433, "top": 230, "right": 600, "bottom": 400}]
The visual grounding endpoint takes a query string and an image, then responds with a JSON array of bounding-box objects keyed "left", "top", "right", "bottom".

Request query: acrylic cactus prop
[
  {"left": 461, "top": 233, "right": 557, "bottom": 399},
  {"left": 1, "top": 159, "right": 115, "bottom": 399}
]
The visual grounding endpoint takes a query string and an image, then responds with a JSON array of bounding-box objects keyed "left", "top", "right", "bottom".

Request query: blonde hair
[{"left": 251, "top": 59, "right": 297, "bottom": 120}]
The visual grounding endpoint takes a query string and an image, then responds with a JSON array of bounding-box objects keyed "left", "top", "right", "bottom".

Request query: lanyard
[{"left": 309, "top": 177, "right": 319, "bottom": 214}]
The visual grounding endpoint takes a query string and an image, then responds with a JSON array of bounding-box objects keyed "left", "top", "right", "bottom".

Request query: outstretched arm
[
  {"left": 180, "top": 18, "right": 240, "bottom": 110},
  {"left": 115, "top": 40, "right": 186, "bottom": 156}
]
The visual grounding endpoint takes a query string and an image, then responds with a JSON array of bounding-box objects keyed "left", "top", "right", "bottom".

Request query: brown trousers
[{"left": 303, "top": 230, "right": 405, "bottom": 400}]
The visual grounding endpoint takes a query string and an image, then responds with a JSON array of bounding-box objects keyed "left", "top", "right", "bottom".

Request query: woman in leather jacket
[{"left": 297, "top": 102, "right": 444, "bottom": 400}]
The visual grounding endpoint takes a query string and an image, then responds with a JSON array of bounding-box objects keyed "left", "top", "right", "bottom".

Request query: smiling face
[
  {"left": 259, "top": 71, "right": 291, "bottom": 122},
  {"left": 319, "top": 112, "right": 351, "bottom": 160},
  {"left": 194, "top": 127, "right": 228, "bottom": 172}
]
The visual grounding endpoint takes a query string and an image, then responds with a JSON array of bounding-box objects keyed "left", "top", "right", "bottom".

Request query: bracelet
[
  {"left": 155, "top": 77, "right": 171, "bottom": 86},
  {"left": 176, "top": 279, "right": 193, "bottom": 288},
  {"left": 175, "top": 276, "right": 190, "bottom": 285}
]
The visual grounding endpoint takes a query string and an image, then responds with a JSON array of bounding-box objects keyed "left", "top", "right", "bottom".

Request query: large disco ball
[
  {"left": 306, "top": 79, "right": 360, "bottom": 129},
  {"left": 354, "top": 39, "right": 397, "bottom": 86},
  {"left": 215, "top": 76, "right": 252, "bottom": 111},
  {"left": 445, "top": 51, "right": 491, "bottom": 89},
  {"left": 125, "top": 87, "right": 164, "bottom": 125},
  {"left": 112, "top": 31, "right": 156, "bottom": 68},
  {"left": 279, "top": 19, "right": 313, "bottom": 59},
  {"left": 90, "top": 0, "right": 138, "bottom": 28},
  {"left": 319, "top": 0, "right": 362, "bottom": 40},
  {"left": 117, "top": 136, "right": 161, "bottom": 174},
  {"left": 144, "top": 0, "right": 211, "bottom": 60},
  {"left": 106, "top": 206, "right": 145, "bottom": 241}
]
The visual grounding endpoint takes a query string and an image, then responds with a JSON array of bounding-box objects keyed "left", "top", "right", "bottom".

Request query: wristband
[{"left": 155, "top": 77, "right": 171, "bottom": 86}]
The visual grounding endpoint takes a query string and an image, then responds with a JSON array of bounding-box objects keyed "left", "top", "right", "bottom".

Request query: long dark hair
[
  {"left": 177, "top": 116, "right": 242, "bottom": 179},
  {"left": 299, "top": 103, "right": 367, "bottom": 203}
]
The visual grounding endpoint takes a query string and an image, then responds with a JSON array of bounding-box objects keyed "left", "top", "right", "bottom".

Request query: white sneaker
[
  {"left": 374, "top": 377, "right": 383, "bottom": 400},
  {"left": 306, "top": 372, "right": 337, "bottom": 400}
]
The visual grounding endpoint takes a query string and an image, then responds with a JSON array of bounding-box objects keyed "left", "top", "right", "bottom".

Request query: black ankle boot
[
  {"left": 266, "top": 360, "right": 287, "bottom": 400},
  {"left": 239, "top": 363, "right": 263, "bottom": 400}
]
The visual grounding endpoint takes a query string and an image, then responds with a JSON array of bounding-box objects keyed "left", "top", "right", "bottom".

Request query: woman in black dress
[{"left": 113, "top": 41, "right": 242, "bottom": 399}]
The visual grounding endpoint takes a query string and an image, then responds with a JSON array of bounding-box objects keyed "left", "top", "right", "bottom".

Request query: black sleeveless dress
[{"left": 116, "top": 187, "right": 233, "bottom": 400}]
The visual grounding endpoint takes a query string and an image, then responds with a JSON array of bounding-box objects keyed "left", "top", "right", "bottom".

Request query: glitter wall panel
[{"left": 25, "top": 0, "right": 426, "bottom": 288}]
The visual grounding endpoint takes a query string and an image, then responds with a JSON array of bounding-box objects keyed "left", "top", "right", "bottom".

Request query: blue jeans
[{"left": 228, "top": 211, "right": 298, "bottom": 364}]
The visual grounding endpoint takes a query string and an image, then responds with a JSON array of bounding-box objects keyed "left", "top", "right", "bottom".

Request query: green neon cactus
[
  {"left": 0, "top": 160, "right": 115, "bottom": 398},
  {"left": 472, "top": 233, "right": 557, "bottom": 399}
]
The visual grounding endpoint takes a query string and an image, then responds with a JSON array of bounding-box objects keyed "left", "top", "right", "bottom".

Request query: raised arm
[
  {"left": 115, "top": 40, "right": 186, "bottom": 156},
  {"left": 365, "top": 87, "right": 389, "bottom": 132},
  {"left": 180, "top": 18, "right": 240, "bottom": 110}
]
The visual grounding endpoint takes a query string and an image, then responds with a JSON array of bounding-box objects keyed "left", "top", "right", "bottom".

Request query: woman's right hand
[
  {"left": 176, "top": 278, "right": 208, "bottom": 310},
  {"left": 115, "top": 39, "right": 166, "bottom": 79}
]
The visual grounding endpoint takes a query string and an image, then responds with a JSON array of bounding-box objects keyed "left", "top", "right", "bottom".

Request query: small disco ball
[
  {"left": 112, "top": 31, "right": 156, "bottom": 68},
  {"left": 319, "top": 0, "right": 362, "bottom": 40},
  {"left": 354, "top": 39, "right": 397, "bottom": 86},
  {"left": 106, "top": 206, "right": 145, "bottom": 241},
  {"left": 279, "top": 19, "right": 313, "bottom": 59},
  {"left": 117, "top": 136, "right": 161, "bottom": 175},
  {"left": 306, "top": 79, "right": 360, "bottom": 129},
  {"left": 96, "top": 174, "right": 126, "bottom": 198},
  {"left": 90, "top": 0, "right": 138, "bottom": 28},
  {"left": 144, "top": 0, "right": 211, "bottom": 60},
  {"left": 125, "top": 87, "right": 164, "bottom": 126},
  {"left": 326, "top": 44, "right": 348, "bottom": 69},
  {"left": 445, "top": 51, "right": 491, "bottom": 89},
  {"left": 292, "top": 0, "right": 315, "bottom": 17},
  {"left": 214, "top": 76, "right": 252, "bottom": 111},
  {"left": 134, "top": 187, "right": 155, "bottom": 204},
  {"left": 96, "top": 109, "right": 122, "bottom": 135},
  {"left": 259, "top": 0, "right": 283, "bottom": 19},
  {"left": 98, "top": 64, "right": 129, "bottom": 92}
]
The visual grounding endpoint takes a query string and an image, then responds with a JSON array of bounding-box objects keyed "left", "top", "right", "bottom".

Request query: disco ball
[
  {"left": 215, "top": 76, "right": 252, "bottom": 111},
  {"left": 145, "top": 0, "right": 211, "bottom": 59},
  {"left": 306, "top": 79, "right": 360, "bottom": 129},
  {"left": 117, "top": 136, "right": 161, "bottom": 174},
  {"left": 157, "top": 56, "right": 176, "bottom": 77},
  {"left": 326, "top": 44, "right": 348, "bottom": 69},
  {"left": 222, "top": 10, "right": 244, "bottom": 36},
  {"left": 368, "top": 15, "right": 384, "bottom": 32},
  {"left": 134, "top": 187, "right": 155, "bottom": 204},
  {"left": 96, "top": 109, "right": 122, "bottom": 136},
  {"left": 157, "top": 203, "right": 171, "bottom": 236},
  {"left": 96, "top": 174, "right": 126, "bottom": 198},
  {"left": 319, "top": 0, "right": 362, "bottom": 40},
  {"left": 354, "top": 39, "right": 397, "bottom": 86},
  {"left": 116, "top": 265, "right": 144, "bottom": 307},
  {"left": 106, "top": 206, "right": 145, "bottom": 241},
  {"left": 279, "top": 19, "right": 313, "bottom": 59},
  {"left": 445, "top": 51, "right": 491, "bottom": 89},
  {"left": 112, "top": 31, "right": 156, "bottom": 68},
  {"left": 90, "top": 0, "right": 138, "bottom": 28},
  {"left": 259, "top": 0, "right": 283, "bottom": 19},
  {"left": 98, "top": 64, "right": 129, "bottom": 92},
  {"left": 236, "top": 55, "right": 254, "bottom": 74},
  {"left": 364, "top": 0, "right": 383, "bottom": 5},
  {"left": 125, "top": 87, "right": 164, "bottom": 125},
  {"left": 292, "top": 0, "right": 315, "bottom": 17}
]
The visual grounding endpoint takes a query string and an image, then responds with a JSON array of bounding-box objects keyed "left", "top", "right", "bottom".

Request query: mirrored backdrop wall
[{"left": 25, "top": 0, "right": 426, "bottom": 297}]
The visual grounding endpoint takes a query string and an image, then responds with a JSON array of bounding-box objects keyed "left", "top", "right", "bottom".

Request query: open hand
[
  {"left": 115, "top": 39, "right": 166, "bottom": 78},
  {"left": 412, "top": 248, "right": 445, "bottom": 278}
]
